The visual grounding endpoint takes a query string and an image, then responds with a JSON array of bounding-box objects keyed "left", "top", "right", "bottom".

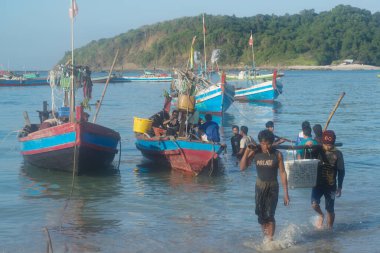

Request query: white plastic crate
[{"left": 284, "top": 159, "right": 320, "bottom": 188}]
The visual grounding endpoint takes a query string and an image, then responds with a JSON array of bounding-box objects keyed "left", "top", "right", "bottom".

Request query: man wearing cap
[{"left": 311, "top": 130, "right": 345, "bottom": 229}]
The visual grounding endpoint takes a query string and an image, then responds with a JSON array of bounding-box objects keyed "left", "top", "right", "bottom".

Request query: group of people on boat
[
  {"left": 146, "top": 108, "right": 221, "bottom": 143},
  {"left": 233, "top": 120, "right": 345, "bottom": 241}
]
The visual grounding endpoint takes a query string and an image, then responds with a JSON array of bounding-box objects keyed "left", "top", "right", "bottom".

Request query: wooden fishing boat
[
  {"left": 0, "top": 70, "right": 48, "bottom": 87},
  {"left": 18, "top": 1, "right": 121, "bottom": 175},
  {"left": 19, "top": 109, "right": 120, "bottom": 174},
  {"left": 135, "top": 136, "right": 224, "bottom": 175},
  {"left": 0, "top": 78, "right": 49, "bottom": 87},
  {"left": 226, "top": 71, "right": 284, "bottom": 81},
  {"left": 234, "top": 70, "right": 283, "bottom": 102},
  {"left": 91, "top": 73, "right": 116, "bottom": 83},
  {"left": 171, "top": 69, "right": 235, "bottom": 115},
  {"left": 123, "top": 71, "right": 173, "bottom": 82},
  {"left": 194, "top": 81, "right": 235, "bottom": 114}
]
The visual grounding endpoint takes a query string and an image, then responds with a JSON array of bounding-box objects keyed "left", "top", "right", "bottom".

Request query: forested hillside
[{"left": 60, "top": 5, "right": 380, "bottom": 69}]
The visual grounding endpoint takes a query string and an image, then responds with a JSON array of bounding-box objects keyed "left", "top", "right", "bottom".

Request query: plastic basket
[
  {"left": 133, "top": 117, "right": 152, "bottom": 134},
  {"left": 58, "top": 107, "right": 70, "bottom": 118},
  {"left": 284, "top": 159, "right": 319, "bottom": 188}
]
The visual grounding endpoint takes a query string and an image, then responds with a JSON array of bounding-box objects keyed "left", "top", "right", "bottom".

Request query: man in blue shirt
[{"left": 199, "top": 114, "right": 220, "bottom": 142}]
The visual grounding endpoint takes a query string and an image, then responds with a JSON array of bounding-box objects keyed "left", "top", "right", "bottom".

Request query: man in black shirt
[
  {"left": 230, "top": 125, "right": 242, "bottom": 156},
  {"left": 311, "top": 130, "right": 345, "bottom": 229}
]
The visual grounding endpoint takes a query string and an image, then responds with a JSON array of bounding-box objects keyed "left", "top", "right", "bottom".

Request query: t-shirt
[
  {"left": 231, "top": 134, "right": 242, "bottom": 155},
  {"left": 314, "top": 147, "right": 345, "bottom": 188},
  {"left": 254, "top": 149, "right": 280, "bottom": 182},
  {"left": 297, "top": 137, "right": 318, "bottom": 159},
  {"left": 240, "top": 135, "right": 254, "bottom": 149},
  {"left": 200, "top": 121, "right": 220, "bottom": 142}
]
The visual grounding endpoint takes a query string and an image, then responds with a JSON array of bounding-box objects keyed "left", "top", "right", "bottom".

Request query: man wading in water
[{"left": 240, "top": 129, "right": 290, "bottom": 241}]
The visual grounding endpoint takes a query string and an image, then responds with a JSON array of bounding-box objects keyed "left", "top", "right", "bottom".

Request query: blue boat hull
[
  {"left": 135, "top": 137, "right": 223, "bottom": 175},
  {"left": 234, "top": 80, "right": 283, "bottom": 102},
  {"left": 19, "top": 122, "right": 120, "bottom": 174},
  {"left": 0, "top": 78, "right": 49, "bottom": 87},
  {"left": 195, "top": 83, "right": 235, "bottom": 114}
]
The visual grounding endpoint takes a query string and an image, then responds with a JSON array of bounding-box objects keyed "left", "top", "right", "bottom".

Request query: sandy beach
[{"left": 284, "top": 63, "right": 380, "bottom": 71}]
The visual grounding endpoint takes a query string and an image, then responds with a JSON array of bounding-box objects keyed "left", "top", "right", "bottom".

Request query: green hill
[{"left": 60, "top": 5, "right": 380, "bottom": 69}]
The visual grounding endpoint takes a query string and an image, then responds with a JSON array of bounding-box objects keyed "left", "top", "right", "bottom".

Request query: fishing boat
[
  {"left": 135, "top": 136, "right": 224, "bottom": 175},
  {"left": 171, "top": 69, "right": 235, "bottom": 115},
  {"left": 0, "top": 77, "right": 49, "bottom": 87},
  {"left": 233, "top": 32, "right": 284, "bottom": 102},
  {"left": 19, "top": 107, "right": 120, "bottom": 174},
  {"left": 18, "top": 1, "right": 121, "bottom": 175},
  {"left": 226, "top": 70, "right": 284, "bottom": 81},
  {"left": 123, "top": 71, "right": 173, "bottom": 82},
  {"left": 135, "top": 84, "right": 225, "bottom": 175},
  {"left": 234, "top": 70, "right": 283, "bottom": 102},
  {"left": 91, "top": 73, "right": 116, "bottom": 83}
]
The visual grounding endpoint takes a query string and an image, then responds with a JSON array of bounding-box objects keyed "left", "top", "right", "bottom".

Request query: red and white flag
[
  {"left": 69, "top": 0, "right": 79, "bottom": 19},
  {"left": 203, "top": 14, "right": 206, "bottom": 34},
  {"left": 249, "top": 34, "right": 254, "bottom": 46}
]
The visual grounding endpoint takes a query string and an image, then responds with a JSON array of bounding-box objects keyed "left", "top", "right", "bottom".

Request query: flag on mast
[
  {"left": 249, "top": 33, "right": 254, "bottom": 46},
  {"left": 69, "top": 0, "right": 79, "bottom": 19}
]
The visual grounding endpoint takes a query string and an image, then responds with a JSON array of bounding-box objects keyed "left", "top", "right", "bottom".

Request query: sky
[{"left": 1, "top": 0, "right": 379, "bottom": 70}]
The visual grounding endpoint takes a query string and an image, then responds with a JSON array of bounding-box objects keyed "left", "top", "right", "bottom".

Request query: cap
[{"left": 322, "top": 130, "right": 336, "bottom": 145}]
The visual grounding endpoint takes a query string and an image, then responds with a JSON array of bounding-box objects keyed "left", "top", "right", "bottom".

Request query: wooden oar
[
  {"left": 92, "top": 49, "right": 119, "bottom": 123},
  {"left": 323, "top": 92, "right": 345, "bottom": 131}
]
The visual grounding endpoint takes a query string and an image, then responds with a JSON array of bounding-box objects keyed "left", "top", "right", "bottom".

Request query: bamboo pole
[
  {"left": 92, "top": 49, "right": 119, "bottom": 123},
  {"left": 323, "top": 92, "right": 346, "bottom": 131}
]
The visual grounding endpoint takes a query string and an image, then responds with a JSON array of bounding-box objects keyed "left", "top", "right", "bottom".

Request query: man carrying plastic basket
[
  {"left": 311, "top": 130, "right": 345, "bottom": 229},
  {"left": 240, "top": 129, "right": 290, "bottom": 241}
]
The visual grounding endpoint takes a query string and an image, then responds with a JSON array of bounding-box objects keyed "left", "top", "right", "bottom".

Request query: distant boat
[
  {"left": 0, "top": 71, "right": 48, "bottom": 87},
  {"left": 123, "top": 71, "right": 173, "bottom": 82},
  {"left": 0, "top": 77, "right": 49, "bottom": 87},
  {"left": 234, "top": 70, "right": 283, "bottom": 102},
  {"left": 226, "top": 70, "right": 284, "bottom": 81},
  {"left": 232, "top": 32, "right": 284, "bottom": 102},
  {"left": 135, "top": 136, "right": 224, "bottom": 176},
  {"left": 91, "top": 73, "right": 115, "bottom": 83}
]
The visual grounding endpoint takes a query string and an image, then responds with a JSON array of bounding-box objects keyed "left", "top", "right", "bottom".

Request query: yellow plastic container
[
  {"left": 177, "top": 94, "right": 195, "bottom": 112},
  {"left": 133, "top": 117, "right": 153, "bottom": 133}
]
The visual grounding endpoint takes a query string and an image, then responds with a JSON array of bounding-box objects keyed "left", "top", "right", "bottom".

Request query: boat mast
[
  {"left": 249, "top": 30, "right": 256, "bottom": 77},
  {"left": 202, "top": 13, "right": 207, "bottom": 76},
  {"left": 69, "top": 0, "right": 77, "bottom": 122}
]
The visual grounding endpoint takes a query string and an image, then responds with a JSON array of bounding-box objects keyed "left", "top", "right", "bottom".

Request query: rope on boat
[
  {"left": 59, "top": 143, "right": 78, "bottom": 230},
  {"left": 209, "top": 142, "right": 215, "bottom": 176},
  {"left": 44, "top": 227, "right": 54, "bottom": 253},
  {"left": 117, "top": 139, "right": 122, "bottom": 173}
]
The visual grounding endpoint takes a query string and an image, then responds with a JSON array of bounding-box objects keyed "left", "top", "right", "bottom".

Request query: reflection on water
[{"left": 19, "top": 164, "right": 123, "bottom": 251}]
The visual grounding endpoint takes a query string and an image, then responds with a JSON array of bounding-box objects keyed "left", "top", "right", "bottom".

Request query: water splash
[{"left": 243, "top": 223, "right": 302, "bottom": 251}]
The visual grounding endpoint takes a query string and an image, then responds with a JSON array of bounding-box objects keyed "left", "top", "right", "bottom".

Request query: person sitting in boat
[
  {"left": 297, "top": 124, "right": 318, "bottom": 159},
  {"left": 163, "top": 110, "right": 179, "bottom": 136},
  {"left": 237, "top": 126, "right": 257, "bottom": 159},
  {"left": 39, "top": 117, "right": 59, "bottom": 130},
  {"left": 149, "top": 110, "right": 170, "bottom": 137},
  {"left": 81, "top": 112, "right": 90, "bottom": 122},
  {"left": 199, "top": 114, "right": 220, "bottom": 143}
]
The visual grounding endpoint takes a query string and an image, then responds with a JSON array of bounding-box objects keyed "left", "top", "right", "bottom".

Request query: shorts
[
  {"left": 255, "top": 179, "right": 279, "bottom": 225},
  {"left": 311, "top": 186, "right": 336, "bottom": 213}
]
